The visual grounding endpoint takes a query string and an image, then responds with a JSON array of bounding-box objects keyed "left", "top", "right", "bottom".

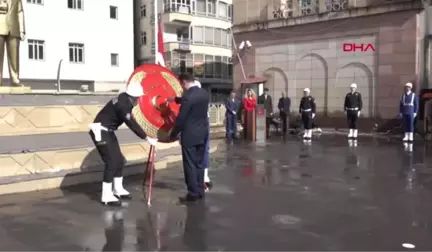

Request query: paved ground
[{"left": 1, "top": 135, "right": 432, "bottom": 251}]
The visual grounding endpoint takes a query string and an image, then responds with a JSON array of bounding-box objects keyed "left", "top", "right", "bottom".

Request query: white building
[
  {"left": 134, "top": 0, "right": 233, "bottom": 102},
  {"left": 5, "top": 0, "right": 135, "bottom": 92}
]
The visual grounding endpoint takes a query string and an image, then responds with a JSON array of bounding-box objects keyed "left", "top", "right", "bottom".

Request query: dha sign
[{"left": 342, "top": 43, "right": 376, "bottom": 52}]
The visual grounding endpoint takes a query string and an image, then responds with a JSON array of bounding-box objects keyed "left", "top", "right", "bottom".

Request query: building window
[
  {"left": 140, "top": 5, "right": 146, "bottom": 17},
  {"left": 204, "top": 55, "right": 213, "bottom": 77},
  {"left": 214, "top": 56, "right": 222, "bottom": 77},
  {"left": 68, "top": 0, "right": 83, "bottom": 10},
  {"left": 110, "top": 6, "right": 118, "bottom": 19},
  {"left": 196, "top": 0, "right": 205, "bottom": 14},
  {"left": 28, "top": 39, "right": 44, "bottom": 60},
  {"left": 218, "top": 2, "right": 227, "bottom": 18},
  {"left": 204, "top": 27, "right": 213, "bottom": 44},
  {"left": 141, "top": 32, "right": 147, "bottom": 45},
  {"left": 27, "top": 0, "right": 43, "bottom": 5},
  {"left": 221, "top": 30, "right": 227, "bottom": 46},
  {"left": 192, "top": 26, "right": 204, "bottom": 43},
  {"left": 214, "top": 28, "right": 222, "bottom": 46},
  {"left": 111, "top": 53, "right": 119, "bottom": 66},
  {"left": 228, "top": 4, "right": 232, "bottom": 19},
  {"left": 228, "top": 57, "right": 232, "bottom": 77},
  {"left": 207, "top": 0, "right": 216, "bottom": 16},
  {"left": 69, "top": 43, "right": 84, "bottom": 63}
]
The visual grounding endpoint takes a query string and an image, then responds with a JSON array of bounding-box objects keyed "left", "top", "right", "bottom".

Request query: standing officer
[
  {"left": 259, "top": 88, "right": 274, "bottom": 138},
  {"left": 278, "top": 92, "right": 291, "bottom": 135},
  {"left": 299, "top": 88, "right": 316, "bottom": 141},
  {"left": 344, "top": 83, "right": 363, "bottom": 139},
  {"left": 224, "top": 90, "right": 240, "bottom": 141},
  {"left": 399, "top": 82, "right": 418, "bottom": 142}
]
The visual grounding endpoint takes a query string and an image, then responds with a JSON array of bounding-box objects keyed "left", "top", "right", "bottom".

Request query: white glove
[
  {"left": 146, "top": 137, "right": 158, "bottom": 147},
  {"left": 357, "top": 111, "right": 361, "bottom": 117},
  {"left": 312, "top": 113, "right": 315, "bottom": 119},
  {"left": 233, "top": 111, "right": 236, "bottom": 115},
  {"left": 414, "top": 113, "right": 417, "bottom": 118}
]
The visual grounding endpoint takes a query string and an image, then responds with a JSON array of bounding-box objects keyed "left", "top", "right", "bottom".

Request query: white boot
[
  {"left": 402, "top": 133, "right": 409, "bottom": 142},
  {"left": 408, "top": 132, "right": 414, "bottom": 142},
  {"left": 113, "top": 177, "right": 131, "bottom": 199},
  {"left": 204, "top": 168, "right": 210, "bottom": 183},
  {"left": 102, "top": 182, "right": 121, "bottom": 205},
  {"left": 353, "top": 129, "right": 358, "bottom": 139},
  {"left": 348, "top": 129, "right": 353, "bottom": 138}
]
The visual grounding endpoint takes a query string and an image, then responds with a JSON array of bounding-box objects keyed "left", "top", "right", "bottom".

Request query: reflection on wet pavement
[{"left": 2, "top": 135, "right": 432, "bottom": 250}]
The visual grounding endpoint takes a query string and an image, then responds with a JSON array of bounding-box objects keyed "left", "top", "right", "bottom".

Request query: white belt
[
  {"left": 301, "top": 109, "right": 312, "bottom": 112},
  {"left": 346, "top": 107, "right": 358, "bottom": 110},
  {"left": 88, "top": 123, "right": 109, "bottom": 142}
]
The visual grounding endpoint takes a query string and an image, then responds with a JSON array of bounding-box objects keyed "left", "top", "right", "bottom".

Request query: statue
[{"left": 0, "top": 0, "right": 25, "bottom": 87}]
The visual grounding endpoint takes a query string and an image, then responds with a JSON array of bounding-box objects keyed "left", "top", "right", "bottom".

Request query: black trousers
[
  {"left": 90, "top": 130, "right": 125, "bottom": 183},
  {"left": 346, "top": 110, "right": 359, "bottom": 129},
  {"left": 280, "top": 112, "right": 289, "bottom": 133},
  {"left": 181, "top": 144, "right": 206, "bottom": 197},
  {"left": 301, "top": 112, "right": 313, "bottom": 129}
]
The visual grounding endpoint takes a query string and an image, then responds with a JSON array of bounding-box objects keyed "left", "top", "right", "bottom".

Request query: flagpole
[{"left": 154, "top": 0, "right": 158, "bottom": 64}]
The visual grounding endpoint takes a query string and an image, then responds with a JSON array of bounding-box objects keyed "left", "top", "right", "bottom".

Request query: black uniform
[
  {"left": 299, "top": 96, "right": 316, "bottom": 130},
  {"left": 90, "top": 92, "right": 148, "bottom": 182},
  {"left": 344, "top": 92, "right": 363, "bottom": 129}
]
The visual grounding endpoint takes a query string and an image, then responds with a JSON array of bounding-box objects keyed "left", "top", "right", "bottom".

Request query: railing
[
  {"left": 209, "top": 103, "right": 227, "bottom": 126},
  {"left": 163, "top": 5, "right": 191, "bottom": 14}
]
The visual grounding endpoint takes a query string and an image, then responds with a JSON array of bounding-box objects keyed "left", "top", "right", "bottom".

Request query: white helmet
[
  {"left": 126, "top": 82, "right": 144, "bottom": 97},
  {"left": 194, "top": 80, "right": 202, "bottom": 88},
  {"left": 405, "top": 82, "right": 413, "bottom": 88},
  {"left": 304, "top": 88, "right": 310, "bottom": 92},
  {"left": 350, "top": 83, "right": 357, "bottom": 88}
]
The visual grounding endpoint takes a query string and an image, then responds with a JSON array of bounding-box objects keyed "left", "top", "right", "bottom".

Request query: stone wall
[{"left": 233, "top": 10, "right": 419, "bottom": 124}]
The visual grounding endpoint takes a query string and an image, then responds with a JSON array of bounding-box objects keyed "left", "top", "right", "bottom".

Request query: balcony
[
  {"left": 164, "top": 39, "right": 191, "bottom": 53},
  {"left": 162, "top": 5, "right": 193, "bottom": 25}
]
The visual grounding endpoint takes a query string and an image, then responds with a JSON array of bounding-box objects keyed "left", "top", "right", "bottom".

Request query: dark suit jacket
[
  {"left": 170, "top": 86, "right": 209, "bottom": 147},
  {"left": 224, "top": 98, "right": 240, "bottom": 116},
  {"left": 259, "top": 94, "right": 273, "bottom": 117},
  {"left": 278, "top": 97, "right": 291, "bottom": 115}
]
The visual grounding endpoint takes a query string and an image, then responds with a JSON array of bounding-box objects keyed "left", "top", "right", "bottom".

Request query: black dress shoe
[
  {"left": 179, "top": 194, "right": 201, "bottom": 203},
  {"left": 114, "top": 194, "right": 132, "bottom": 200}
]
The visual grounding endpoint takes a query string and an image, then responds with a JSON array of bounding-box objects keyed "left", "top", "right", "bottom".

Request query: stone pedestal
[{"left": 256, "top": 104, "right": 266, "bottom": 142}]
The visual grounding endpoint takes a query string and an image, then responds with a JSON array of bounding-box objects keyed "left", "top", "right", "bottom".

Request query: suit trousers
[
  {"left": 346, "top": 110, "right": 359, "bottom": 129},
  {"left": 301, "top": 112, "right": 313, "bottom": 130},
  {"left": 90, "top": 130, "right": 125, "bottom": 182},
  {"left": 280, "top": 112, "right": 289, "bottom": 133},
  {"left": 202, "top": 124, "right": 210, "bottom": 169},
  {"left": 0, "top": 35, "right": 20, "bottom": 85},
  {"left": 181, "top": 144, "right": 206, "bottom": 197},
  {"left": 225, "top": 114, "right": 237, "bottom": 139}
]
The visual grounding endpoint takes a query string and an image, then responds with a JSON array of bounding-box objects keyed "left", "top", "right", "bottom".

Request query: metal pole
[
  {"left": 228, "top": 27, "right": 246, "bottom": 79},
  {"left": 154, "top": 0, "right": 158, "bottom": 64},
  {"left": 56, "top": 59, "right": 63, "bottom": 93}
]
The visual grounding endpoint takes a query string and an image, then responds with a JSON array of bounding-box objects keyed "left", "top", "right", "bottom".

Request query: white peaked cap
[
  {"left": 350, "top": 83, "right": 357, "bottom": 88},
  {"left": 304, "top": 88, "right": 310, "bottom": 92},
  {"left": 126, "top": 82, "right": 144, "bottom": 97},
  {"left": 194, "top": 80, "right": 202, "bottom": 88},
  {"left": 405, "top": 82, "right": 413, "bottom": 88}
]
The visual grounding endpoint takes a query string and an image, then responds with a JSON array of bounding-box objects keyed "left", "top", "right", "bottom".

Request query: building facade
[
  {"left": 134, "top": 0, "right": 233, "bottom": 102},
  {"left": 11, "top": 0, "right": 134, "bottom": 92},
  {"left": 232, "top": 0, "right": 432, "bottom": 127}
]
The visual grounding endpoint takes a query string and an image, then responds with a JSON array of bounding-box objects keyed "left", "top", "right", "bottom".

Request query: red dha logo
[{"left": 342, "top": 43, "right": 376, "bottom": 52}]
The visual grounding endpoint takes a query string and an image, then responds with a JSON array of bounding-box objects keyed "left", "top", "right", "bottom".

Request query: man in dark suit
[
  {"left": 259, "top": 88, "right": 273, "bottom": 138},
  {"left": 224, "top": 90, "right": 240, "bottom": 141},
  {"left": 278, "top": 92, "right": 291, "bottom": 134},
  {"left": 169, "top": 73, "right": 209, "bottom": 202}
]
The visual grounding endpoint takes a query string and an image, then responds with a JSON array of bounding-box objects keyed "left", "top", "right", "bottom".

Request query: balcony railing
[{"left": 163, "top": 5, "right": 191, "bottom": 14}]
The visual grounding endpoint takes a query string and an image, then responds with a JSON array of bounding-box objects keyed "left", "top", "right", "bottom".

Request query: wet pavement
[{"left": 2, "top": 135, "right": 432, "bottom": 250}]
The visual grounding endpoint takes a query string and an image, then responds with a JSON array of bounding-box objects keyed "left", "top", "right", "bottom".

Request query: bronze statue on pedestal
[{"left": 0, "top": 0, "right": 25, "bottom": 87}]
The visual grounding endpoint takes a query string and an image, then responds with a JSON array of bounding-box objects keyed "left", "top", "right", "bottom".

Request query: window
[
  {"left": 69, "top": 43, "right": 84, "bottom": 63},
  {"left": 221, "top": 30, "right": 227, "bottom": 46},
  {"left": 207, "top": 0, "right": 216, "bottom": 16},
  {"left": 204, "top": 55, "right": 213, "bottom": 77},
  {"left": 193, "top": 26, "right": 204, "bottom": 43},
  {"left": 214, "top": 56, "right": 222, "bottom": 77},
  {"left": 196, "top": 0, "right": 205, "bottom": 13},
  {"left": 204, "top": 27, "right": 213, "bottom": 44},
  {"left": 140, "top": 5, "right": 146, "bottom": 17},
  {"left": 28, "top": 39, "right": 44, "bottom": 60},
  {"left": 214, "top": 28, "right": 222, "bottom": 46},
  {"left": 222, "top": 56, "right": 228, "bottom": 78},
  {"left": 218, "top": 2, "right": 227, "bottom": 18},
  {"left": 68, "top": 0, "right": 83, "bottom": 10},
  {"left": 111, "top": 53, "right": 119, "bottom": 66},
  {"left": 110, "top": 6, "right": 118, "bottom": 19},
  {"left": 228, "top": 57, "right": 232, "bottom": 77},
  {"left": 227, "top": 32, "right": 231, "bottom": 47},
  {"left": 228, "top": 4, "right": 233, "bottom": 19},
  {"left": 141, "top": 32, "right": 147, "bottom": 45},
  {"left": 27, "top": 0, "right": 43, "bottom": 4},
  {"left": 193, "top": 54, "right": 204, "bottom": 77}
]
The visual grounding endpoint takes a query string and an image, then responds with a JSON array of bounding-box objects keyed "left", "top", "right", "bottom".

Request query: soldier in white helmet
[
  {"left": 88, "top": 82, "right": 158, "bottom": 206},
  {"left": 399, "top": 82, "right": 418, "bottom": 142},
  {"left": 299, "top": 88, "right": 316, "bottom": 141},
  {"left": 344, "top": 83, "right": 363, "bottom": 139}
]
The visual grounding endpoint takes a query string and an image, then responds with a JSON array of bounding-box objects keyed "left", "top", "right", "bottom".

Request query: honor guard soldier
[
  {"left": 344, "top": 83, "right": 363, "bottom": 139},
  {"left": 88, "top": 82, "right": 158, "bottom": 206},
  {"left": 399, "top": 82, "right": 418, "bottom": 142},
  {"left": 299, "top": 88, "right": 316, "bottom": 141}
]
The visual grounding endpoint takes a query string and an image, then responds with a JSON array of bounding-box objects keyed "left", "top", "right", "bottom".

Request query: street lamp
[{"left": 238, "top": 40, "right": 252, "bottom": 50}]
